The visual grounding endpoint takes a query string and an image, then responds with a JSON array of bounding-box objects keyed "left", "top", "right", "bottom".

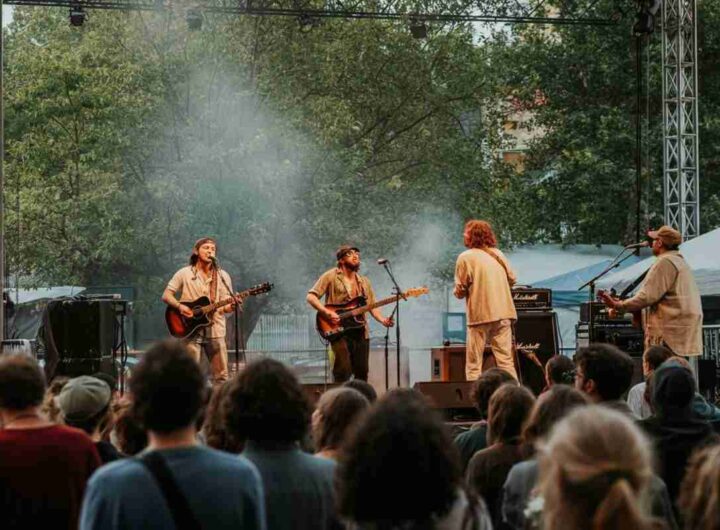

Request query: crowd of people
[{"left": 2, "top": 340, "right": 720, "bottom": 530}]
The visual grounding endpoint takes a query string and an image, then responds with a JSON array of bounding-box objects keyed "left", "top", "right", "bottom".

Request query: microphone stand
[
  {"left": 577, "top": 248, "right": 638, "bottom": 343},
  {"left": 381, "top": 261, "right": 405, "bottom": 389},
  {"left": 215, "top": 260, "right": 243, "bottom": 372}
]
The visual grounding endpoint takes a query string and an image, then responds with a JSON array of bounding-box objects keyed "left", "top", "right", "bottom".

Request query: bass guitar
[
  {"left": 166, "top": 282, "right": 273, "bottom": 339},
  {"left": 316, "top": 286, "right": 429, "bottom": 342}
]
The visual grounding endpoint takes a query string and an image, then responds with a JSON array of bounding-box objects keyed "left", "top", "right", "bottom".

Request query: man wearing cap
[
  {"left": 162, "top": 237, "right": 239, "bottom": 385},
  {"left": 307, "top": 245, "right": 394, "bottom": 382},
  {"left": 58, "top": 375, "right": 123, "bottom": 464},
  {"left": 600, "top": 225, "right": 703, "bottom": 362}
]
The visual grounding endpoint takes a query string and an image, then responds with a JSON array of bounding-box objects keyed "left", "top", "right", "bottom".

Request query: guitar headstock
[
  {"left": 403, "top": 286, "right": 429, "bottom": 298},
  {"left": 245, "top": 282, "right": 273, "bottom": 297}
]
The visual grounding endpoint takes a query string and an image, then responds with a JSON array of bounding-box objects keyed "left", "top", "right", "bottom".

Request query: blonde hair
[
  {"left": 539, "top": 406, "right": 655, "bottom": 530},
  {"left": 678, "top": 443, "right": 720, "bottom": 530}
]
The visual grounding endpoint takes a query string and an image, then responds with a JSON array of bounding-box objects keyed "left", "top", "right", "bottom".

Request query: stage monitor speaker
[
  {"left": 42, "top": 299, "right": 117, "bottom": 378},
  {"left": 413, "top": 381, "right": 480, "bottom": 422},
  {"left": 514, "top": 310, "right": 559, "bottom": 395}
]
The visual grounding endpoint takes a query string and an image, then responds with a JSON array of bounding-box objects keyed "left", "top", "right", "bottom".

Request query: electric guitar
[
  {"left": 597, "top": 289, "right": 642, "bottom": 328},
  {"left": 166, "top": 282, "right": 273, "bottom": 339},
  {"left": 316, "top": 286, "right": 429, "bottom": 342}
]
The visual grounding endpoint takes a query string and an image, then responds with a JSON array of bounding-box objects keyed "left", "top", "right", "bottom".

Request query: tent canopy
[{"left": 598, "top": 227, "right": 720, "bottom": 296}]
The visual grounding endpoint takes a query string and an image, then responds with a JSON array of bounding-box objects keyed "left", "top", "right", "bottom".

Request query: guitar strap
[
  {"left": 209, "top": 267, "right": 218, "bottom": 304},
  {"left": 481, "top": 248, "right": 514, "bottom": 286}
]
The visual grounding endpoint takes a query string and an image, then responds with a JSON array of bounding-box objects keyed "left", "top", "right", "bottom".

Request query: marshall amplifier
[
  {"left": 515, "top": 310, "right": 560, "bottom": 395},
  {"left": 512, "top": 288, "right": 552, "bottom": 310}
]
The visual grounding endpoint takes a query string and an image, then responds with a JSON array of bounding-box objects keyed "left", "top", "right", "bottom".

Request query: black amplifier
[
  {"left": 594, "top": 324, "right": 645, "bottom": 356},
  {"left": 512, "top": 288, "right": 552, "bottom": 310}
]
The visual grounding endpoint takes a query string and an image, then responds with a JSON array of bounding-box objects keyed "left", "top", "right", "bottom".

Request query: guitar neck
[
  {"left": 202, "top": 291, "right": 247, "bottom": 314},
  {"left": 345, "top": 294, "right": 403, "bottom": 318}
]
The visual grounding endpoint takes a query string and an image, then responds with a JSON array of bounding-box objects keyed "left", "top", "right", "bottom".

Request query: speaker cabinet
[
  {"left": 413, "top": 381, "right": 480, "bottom": 421},
  {"left": 514, "top": 311, "right": 559, "bottom": 395}
]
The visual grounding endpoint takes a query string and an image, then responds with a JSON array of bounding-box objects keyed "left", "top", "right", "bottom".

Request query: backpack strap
[{"left": 139, "top": 451, "right": 203, "bottom": 530}]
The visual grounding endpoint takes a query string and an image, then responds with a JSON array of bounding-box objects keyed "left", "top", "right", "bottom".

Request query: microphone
[
  {"left": 624, "top": 241, "right": 650, "bottom": 249},
  {"left": 209, "top": 255, "right": 218, "bottom": 266},
  {"left": 377, "top": 258, "right": 389, "bottom": 265}
]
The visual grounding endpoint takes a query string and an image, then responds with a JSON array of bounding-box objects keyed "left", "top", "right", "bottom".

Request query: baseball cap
[
  {"left": 336, "top": 245, "right": 360, "bottom": 261},
  {"left": 57, "top": 376, "right": 112, "bottom": 422},
  {"left": 648, "top": 225, "right": 682, "bottom": 247}
]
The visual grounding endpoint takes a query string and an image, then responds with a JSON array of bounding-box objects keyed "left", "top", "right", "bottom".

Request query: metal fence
[{"left": 703, "top": 325, "right": 720, "bottom": 361}]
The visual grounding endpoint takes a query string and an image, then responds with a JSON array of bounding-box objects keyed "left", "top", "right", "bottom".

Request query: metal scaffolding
[{"left": 662, "top": 0, "right": 700, "bottom": 240}]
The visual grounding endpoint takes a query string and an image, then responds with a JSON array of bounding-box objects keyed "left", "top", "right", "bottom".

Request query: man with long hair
[
  {"left": 162, "top": 237, "right": 238, "bottom": 384},
  {"left": 307, "top": 245, "right": 393, "bottom": 382},
  {"left": 454, "top": 220, "right": 518, "bottom": 380}
]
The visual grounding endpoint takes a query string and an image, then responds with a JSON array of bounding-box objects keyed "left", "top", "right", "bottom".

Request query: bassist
[
  {"left": 307, "top": 245, "right": 393, "bottom": 382},
  {"left": 162, "top": 237, "right": 239, "bottom": 385}
]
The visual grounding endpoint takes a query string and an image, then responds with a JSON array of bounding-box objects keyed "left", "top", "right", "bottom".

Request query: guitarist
[
  {"left": 162, "top": 237, "right": 239, "bottom": 385},
  {"left": 454, "top": 220, "right": 518, "bottom": 381},
  {"left": 306, "top": 245, "right": 394, "bottom": 382},
  {"left": 599, "top": 226, "right": 703, "bottom": 368}
]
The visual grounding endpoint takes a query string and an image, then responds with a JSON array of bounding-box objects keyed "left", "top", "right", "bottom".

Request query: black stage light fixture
[
  {"left": 69, "top": 6, "right": 86, "bottom": 27},
  {"left": 409, "top": 22, "right": 428, "bottom": 39},
  {"left": 186, "top": 8, "right": 203, "bottom": 31}
]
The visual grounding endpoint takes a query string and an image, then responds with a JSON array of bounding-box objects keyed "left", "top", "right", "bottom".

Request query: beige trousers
[
  {"left": 466, "top": 319, "right": 517, "bottom": 381},
  {"left": 185, "top": 336, "right": 229, "bottom": 385}
]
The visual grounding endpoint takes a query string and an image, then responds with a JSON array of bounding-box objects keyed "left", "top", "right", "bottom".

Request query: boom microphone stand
[
  {"left": 380, "top": 259, "right": 405, "bottom": 389},
  {"left": 213, "top": 257, "right": 243, "bottom": 372}
]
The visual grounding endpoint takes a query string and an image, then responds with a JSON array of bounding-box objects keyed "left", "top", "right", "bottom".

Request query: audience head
[
  {"left": 545, "top": 355, "right": 575, "bottom": 388},
  {"left": 471, "top": 367, "right": 518, "bottom": 419},
  {"left": 312, "top": 387, "right": 369, "bottom": 456},
  {"left": 130, "top": 339, "right": 206, "bottom": 434},
  {"left": 0, "top": 355, "right": 46, "bottom": 416},
  {"left": 343, "top": 379, "right": 377, "bottom": 403},
  {"left": 338, "top": 389, "right": 461, "bottom": 527},
  {"left": 58, "top": 376, "right": 113, "bottom": 436},
  {"left": 203, "top": 381, "right": 244, "bottom": 453},
  {"left": 522, "top": 385, "right": 589, "bottom": 446},
  {"left": 41, "top": 376, "right": 70, "bottom": 422},
  {"left": 649, "top": 358, "right": 696, "bottom": 419},
  {"left": 224, "top": 358, "right": 311, "bottom": 446},
  {"left": 112, "top": 402, "right": 147, "bottom": 455},
  {"left": 642, "top": 345, "right": 675, "bottom": 378},
  {"left": 679, "top": 443, "right": 720, "bottom": 530},
  {"left": 573, "top": 344, "right": 634, "bottom": 402},
  {"left": 486, "top": 383, "right": 535, "bottom": 445},
  {"left": 539, "top": 406, "right": 655, "bottom": 530}
]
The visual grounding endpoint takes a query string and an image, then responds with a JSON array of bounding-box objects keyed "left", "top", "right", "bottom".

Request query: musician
[
  {"left": 306, "top": 245, "right": 393, "bottom": 382},
  {"left": 162, "top": 237, "right": 238, "bottom": 385},
  {"left": 599, "top": 225, "right": 703, "bottom": 362},
  {"left": 454, "top": 220, "right": 518, "bottom": 381}
]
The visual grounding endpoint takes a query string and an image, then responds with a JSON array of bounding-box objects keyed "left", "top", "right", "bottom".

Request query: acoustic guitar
[
  {"left": 597, "top": 289, "right": 642, "bottom": 328},
  {"left": 166, "top": 282, "right": 273, "bottom": 339},
  {"left": 316, "top": 286, "right": 429, "bottom": 342}
]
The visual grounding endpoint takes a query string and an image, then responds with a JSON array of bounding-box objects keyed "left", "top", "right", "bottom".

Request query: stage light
[
  {"left": 409, "top": 22, "right": 427, "bottom": 39},
  {"left": 186, "top": 8, "right": 203, "bottom": 31},
  {"left": 69, "top": 6, "right": 86, "bottom": 27}
]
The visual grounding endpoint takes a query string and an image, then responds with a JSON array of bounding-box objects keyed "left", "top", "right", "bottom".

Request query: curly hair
[
  {"left": 129, "top": 339, "right": 206, "bottom": 433},
  {"left": 539, "top": 406, "right": 656, "bottom": 530},
  {"left": 471, "top": 368, "right": 518, "bottom": 419},
  {"left": 112, "top": 401, "right": 148, "bottom": 455},
  {"left": 40, "top": 376, "right": 70, "bottom": 422},
  {"left": 313, "top": 387, "right": 369, "bottom": 453},
  {"left": 337, "top": 389, "right": 462, "bottom": 526},
  {"left": 678, "top": 443, "right": 720, "bottom": 530},
  {"left": 0, "top": 354, "right": 46, "bottom": 411},
  {"left": 464, "top": 220, "right": 498, "bottom": 249},
  {"left": 223, "top": 358, "right": 311, "bottom": 445},
  {"left": 203, "top": 381, "right": 244, "bottom": 453}
]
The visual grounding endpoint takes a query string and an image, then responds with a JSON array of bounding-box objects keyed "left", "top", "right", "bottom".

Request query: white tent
[{"left": 598, "top": 227, "right": 720, "bottom": 295}]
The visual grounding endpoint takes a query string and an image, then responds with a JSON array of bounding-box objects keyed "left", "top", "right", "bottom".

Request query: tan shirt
[
  {"left": 309, "top": 268, "right": 377, "bottom": 338},
  {"left": 166, "top": 265, "right": 233, "bottom": 338},
  {"left": 618, "top": 251, "right": 703, "bottom": 356},
  {"left": 454, "top": 248, "right": 518, "bottom": 326}
]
